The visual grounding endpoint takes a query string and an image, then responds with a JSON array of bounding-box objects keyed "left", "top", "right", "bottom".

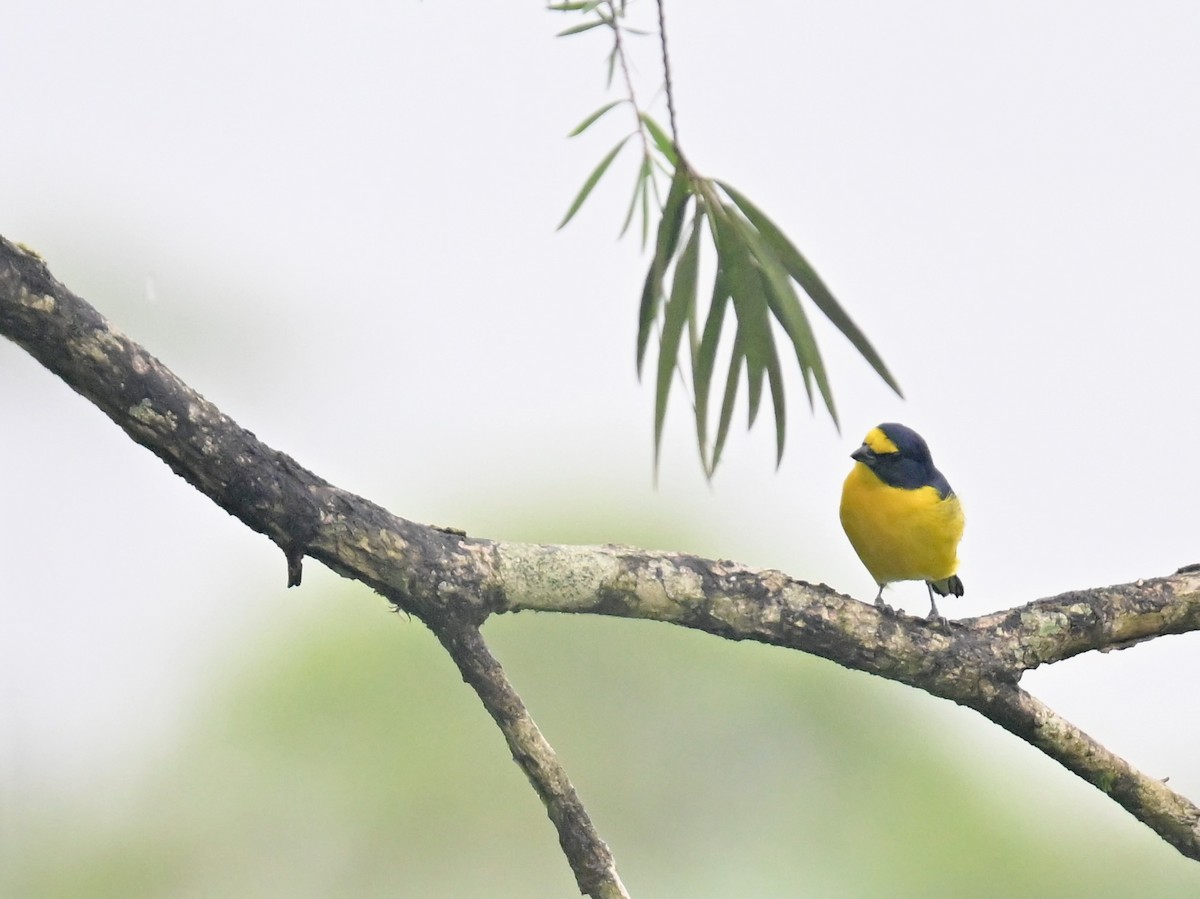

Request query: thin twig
[
  {"left": 606, "top": 1, "right": 654, "bottom": 164},
  {"left": 655, "top": 0, "right": 679, "bottom": 143}
]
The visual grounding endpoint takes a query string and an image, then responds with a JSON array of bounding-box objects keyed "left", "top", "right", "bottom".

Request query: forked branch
[{"left": 2, "top": 236, "right": 1198, "bottom": 890}]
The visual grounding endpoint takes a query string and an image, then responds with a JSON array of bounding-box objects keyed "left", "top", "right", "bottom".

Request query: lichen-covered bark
[
  {"left": 0, "top": 237, "right": 497, "bottom": 620},
  {"left": 493, "top": 543, "right": 1200, "bottom": 695},
  {"left": 3, "top": 233, "right": 1200, "bottom": 874}
]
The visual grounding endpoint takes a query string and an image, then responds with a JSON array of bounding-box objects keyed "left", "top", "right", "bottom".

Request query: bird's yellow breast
[{"left": 839, "top": 461, "right": 964, "bottom": 587}]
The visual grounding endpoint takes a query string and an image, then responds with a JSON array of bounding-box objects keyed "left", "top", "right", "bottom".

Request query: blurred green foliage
[
  {"left": 6, "top": 589, "right": 1200, "bottom": 897},
  {"left": 3, "top": 422, "right": 1196, "bottom": 898}
]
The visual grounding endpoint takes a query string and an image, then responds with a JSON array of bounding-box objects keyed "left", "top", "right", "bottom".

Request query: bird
[{"left": 839, "top": 423, "right": 965, "bottom": 621}]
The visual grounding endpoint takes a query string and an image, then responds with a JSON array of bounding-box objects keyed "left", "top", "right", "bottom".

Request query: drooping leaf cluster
[
  {"left": 638, "top": 170, "right": 901, "bottom": 475},
  {"left": 551, "top": 0, "right": 901, "bottom": 477}
]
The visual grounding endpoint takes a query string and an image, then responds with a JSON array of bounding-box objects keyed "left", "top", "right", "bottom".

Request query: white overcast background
[{"left": 3, "top": 0, "right": 1199, "bottom": 884}]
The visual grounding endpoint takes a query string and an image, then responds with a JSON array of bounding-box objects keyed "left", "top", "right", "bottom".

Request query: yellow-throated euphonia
[{"left": 839, "top": 423, "right": 964, "bottom": 620}]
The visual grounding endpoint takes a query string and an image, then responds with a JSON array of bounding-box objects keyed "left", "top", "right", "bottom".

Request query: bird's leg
[
  {"left": 873, "top": 585, "right": 894, "bottom": 615},
  {"left": 925, "top": 583, "right": 949, "bottom": 626}
]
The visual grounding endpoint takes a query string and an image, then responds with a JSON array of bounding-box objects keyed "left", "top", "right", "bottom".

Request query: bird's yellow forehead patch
[{"left": 863, "top": 427, "right": 899, "bottom": 455}]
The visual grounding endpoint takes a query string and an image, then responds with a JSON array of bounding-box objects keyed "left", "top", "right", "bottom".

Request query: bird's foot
[{"left": 925, "top": 609, "right": 956, "bottom": 628}]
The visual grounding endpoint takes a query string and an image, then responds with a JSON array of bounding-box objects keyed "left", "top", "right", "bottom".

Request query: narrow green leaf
[
  {"left": 732, "top": 211, "right": 838, "bottom": 426},
  {"left": 558, "top": 135, "right": 631, "bottom": 230},
  {"left": 763, "top": 318, "right": 787, "bottom": 467},
  {"left": 742, "top": 262, "right": 792, "bottom": 433},
  {"left": 708, "top": 205, "right": 770, "bottom": 362},
  {"left": 687, "top": 265, "right": 701, "bottom": 359},
  {"left": 745, "top": 351, "right": 765, "bottom": 427},
  {"left": 707, "top": 203, "right": 772, "bottom": 427},
  {"left": 693, "top": 266, "right": 730, "bottom": 474},
  {"left": 735, "top": 215, "right": 816, "bottom": 404},
  {"left": 717, "top": 180, "right": 902, "bottom": 397},
  {"left": 567, "top": 100, "right": 625, "bottom": 137},
  {"left": 639, "top": 164, "right": 652, "bottom": 248},
  {"left": 712, "top": 333, "right": 744, "bottom": 473},
  {"left": 546, "top": 2, "right": 592, "bottom": 10},
  {"left": 636, "top": 164, "right": 692, "bottom": 374},
  {"left": 648, "top": 162, "right": 665, "bottom": 205},
  {"left": 605, "top": 45, "right": 618, "bottom": 87},
  {"left": 638, "top": 113, "right": 678, "bottom": 166},
  {"left": 619, "top": 158, "right": 649, "bottom": 238},
  {"left": 556, "top": 17, "right": 611, "bottom": 37},
  {"left": 653, "top": 211, "right": 703, "bottom": 473}
]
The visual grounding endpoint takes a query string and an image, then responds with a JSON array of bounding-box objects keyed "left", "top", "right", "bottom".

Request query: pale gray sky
[{"left": 3, "top": 0, "right": 1199, "bottom": 868}]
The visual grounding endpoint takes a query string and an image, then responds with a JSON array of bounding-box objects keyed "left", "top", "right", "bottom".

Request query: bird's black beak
[{"left": 851, "top": 444, "right": 874, "bottom": 464}]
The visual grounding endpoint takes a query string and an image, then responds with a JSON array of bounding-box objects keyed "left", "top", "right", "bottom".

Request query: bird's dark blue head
[{"left": 850, "top": 422, "right": 954, "bottom": 497}]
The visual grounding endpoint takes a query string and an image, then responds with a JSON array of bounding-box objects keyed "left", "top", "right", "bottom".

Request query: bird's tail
[{"left": 929, "top": 575, "right": 964, "bottom": 597}]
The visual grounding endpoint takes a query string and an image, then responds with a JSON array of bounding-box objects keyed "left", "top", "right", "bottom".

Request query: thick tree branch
[
  {"left": 494, "top": 543, "right": 1200, "bottom": 692},
  {"left": 3, "top": 234, "right": 1200, "bottom": 873}
]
